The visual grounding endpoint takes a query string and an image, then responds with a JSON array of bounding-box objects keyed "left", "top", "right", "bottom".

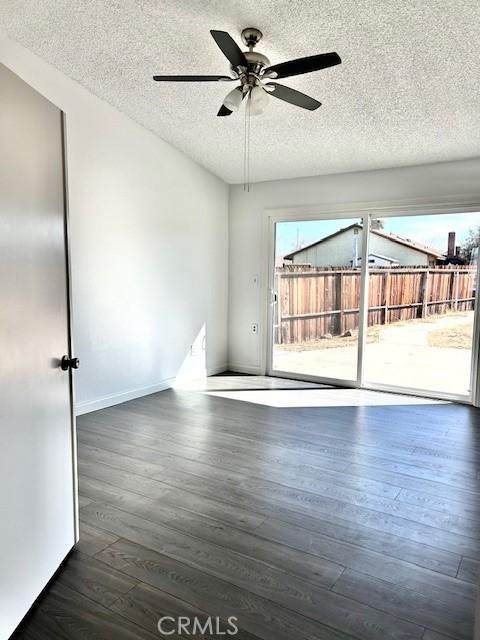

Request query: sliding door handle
[{"left": 61, "top": 355, "right": 80, "bottom": 371}]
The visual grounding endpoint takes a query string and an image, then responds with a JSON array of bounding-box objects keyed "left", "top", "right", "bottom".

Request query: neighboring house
[{"left": 283, "top": 223, "right": 445, "bottom": 267}]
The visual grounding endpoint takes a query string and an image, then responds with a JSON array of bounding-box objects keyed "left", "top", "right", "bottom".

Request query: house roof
[{"left": 284, "top": 223, "right": 446, "bottom": 260}]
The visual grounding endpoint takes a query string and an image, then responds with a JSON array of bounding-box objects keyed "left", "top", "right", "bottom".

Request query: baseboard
[
  {"left": 227, "top": 363, "right": 264, "bottom": 375},
  {"left": 75, "top": 378, "right": 176, "bottom": 415},
  {"left": 206, "top": 363, "right": 229, "bottom": 376}
]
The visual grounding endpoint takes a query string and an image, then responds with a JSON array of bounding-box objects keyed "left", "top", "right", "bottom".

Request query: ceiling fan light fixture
[
  {"left": 250, "top": 85, "right": 270, "bottom": 115},
  {"left": 223, "top": 86, "right": 244, "bottom": 111},
  {"left": 152, "top": 27, "right": 341, "bottom": 187}
]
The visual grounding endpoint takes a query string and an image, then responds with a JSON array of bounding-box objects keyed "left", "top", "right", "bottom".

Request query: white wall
[
  {"left": 228, "top": 158, "right": 480, "bottom": 373},
  {"left": 0, "top": 36, "right": 229, "bottom": 413}
]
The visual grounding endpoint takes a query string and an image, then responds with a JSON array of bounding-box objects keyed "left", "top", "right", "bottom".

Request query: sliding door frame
[
  {"left": 266, "top": 210, "right": 368, "bottom": 390},
  {"left": 265, "top": 201, "right": 480, "bottom": 406},
  {"left": 361, "top": 209, "right": 480, "bottom": 404}
]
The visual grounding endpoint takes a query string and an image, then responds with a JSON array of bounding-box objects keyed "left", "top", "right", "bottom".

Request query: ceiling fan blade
[
  {"left": 264, "top": 52, "right": 341, "bottom": 79},
  {"left": 217, "top": 105, "right": 233, "bottom": 117},
  {"left": 266, "top": 83, "right": 321, "bottom": 110},
  {"left": 153, "top": 75, "right": 233, "bottom": 82},
  {"left": 210, "top": 30, "right": 248, "bottom": 68}
]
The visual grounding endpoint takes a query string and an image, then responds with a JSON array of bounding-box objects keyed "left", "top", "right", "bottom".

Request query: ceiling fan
[{"left": 153, "top": 28, "right": 341, "bottom": 116}]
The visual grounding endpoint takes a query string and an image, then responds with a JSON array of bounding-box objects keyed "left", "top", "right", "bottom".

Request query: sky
[{"left": 276, "top": 212, "right": 480, "bottom": 257}]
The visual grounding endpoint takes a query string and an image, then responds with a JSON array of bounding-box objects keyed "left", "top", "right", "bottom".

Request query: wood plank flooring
[{"left": 14, "top": 377, "right": 480, "bottom": 640}]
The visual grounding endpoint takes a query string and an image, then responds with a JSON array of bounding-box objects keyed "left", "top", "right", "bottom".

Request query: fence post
[
  {"left": 277, "top": 272, "right": 282, "bottom": 342},
  {"left": 281, "top": 271, "right": 289, "bottom": 344},
  {"left": 453, "top": 271, "right": 459, "bottom": 311},
  {"left": 421, "top": 270, "right": 430, "bottom": 318},
  {"left": 384, "top": 270, "right": 391, "bottom": 325},
  {"left": 274, "top": 271, "right": 279, "bottom": 344},
  {"left": 336, "top": 271, "right": 343, "bottom": 334}
]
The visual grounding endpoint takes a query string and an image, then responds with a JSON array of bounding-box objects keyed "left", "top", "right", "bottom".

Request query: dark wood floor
[{"left": 15, "top": 377, "right": 480, "bottom": 640}]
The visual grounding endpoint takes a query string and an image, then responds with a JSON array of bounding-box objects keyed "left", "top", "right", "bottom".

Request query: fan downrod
[{"left": 241, "top": 27, "right": 263, "bottom": 49}]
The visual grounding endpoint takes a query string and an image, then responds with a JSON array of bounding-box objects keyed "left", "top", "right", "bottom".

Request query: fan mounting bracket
[{"left": 241, "top": 27, "right": 263, "bottom": 49}]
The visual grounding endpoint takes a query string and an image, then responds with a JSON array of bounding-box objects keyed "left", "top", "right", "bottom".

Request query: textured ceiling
[{"left": 1, "top": 1, "right": 479, "bottom": 183}]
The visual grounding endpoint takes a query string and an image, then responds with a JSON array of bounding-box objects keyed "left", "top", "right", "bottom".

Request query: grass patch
[{"left": 427, "top": 324, "right": 473, "bottom": 349}]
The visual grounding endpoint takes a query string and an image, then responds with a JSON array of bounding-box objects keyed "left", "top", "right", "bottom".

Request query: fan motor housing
[
  {"left": 244, "top": 50, "right": 270, "bottom": 69},
  {"left": 233, "top": 49, "right": 270, "bottom": 86},
  {"left": 244, "top": 51, "right": 270, "bottom": 66}
]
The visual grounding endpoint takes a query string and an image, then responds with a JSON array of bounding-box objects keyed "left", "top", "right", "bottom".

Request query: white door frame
[{"left": 264, "top": 201, "right": 480, "bottom": 406}]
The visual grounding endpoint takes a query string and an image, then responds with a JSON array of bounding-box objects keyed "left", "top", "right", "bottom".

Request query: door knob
[{"left": 61, "top": 355, "right": 80, "bottom": 371}]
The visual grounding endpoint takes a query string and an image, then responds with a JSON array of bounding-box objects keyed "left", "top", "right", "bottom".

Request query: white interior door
[{"left": 0, "top": 63, "right": 77, "bottom": 639}]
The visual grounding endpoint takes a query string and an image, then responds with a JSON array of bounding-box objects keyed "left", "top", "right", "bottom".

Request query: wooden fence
[{"left": 274, "top": 264, "right": 477, "bottom": 344}]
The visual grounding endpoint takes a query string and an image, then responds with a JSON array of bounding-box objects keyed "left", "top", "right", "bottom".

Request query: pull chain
[{"left": 243, "top": 91, "right": 251, "bottom": 192}]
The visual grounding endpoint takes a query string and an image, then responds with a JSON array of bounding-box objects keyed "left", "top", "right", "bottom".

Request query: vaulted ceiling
[{"left": 1, "top": 1, "right": 479, "bottom": 183}]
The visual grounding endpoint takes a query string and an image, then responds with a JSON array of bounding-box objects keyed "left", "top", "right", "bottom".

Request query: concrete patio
[{"left": 273, "top": 312, "right": 474, "bottom": 396}]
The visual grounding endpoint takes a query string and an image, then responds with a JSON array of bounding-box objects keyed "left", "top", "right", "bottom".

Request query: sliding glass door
[
  {"left": 363, "top": 211, "right": 480, "bottom": 400},
  {"left": 269, "top": 210, "right": 480, "bottom": 402}
]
